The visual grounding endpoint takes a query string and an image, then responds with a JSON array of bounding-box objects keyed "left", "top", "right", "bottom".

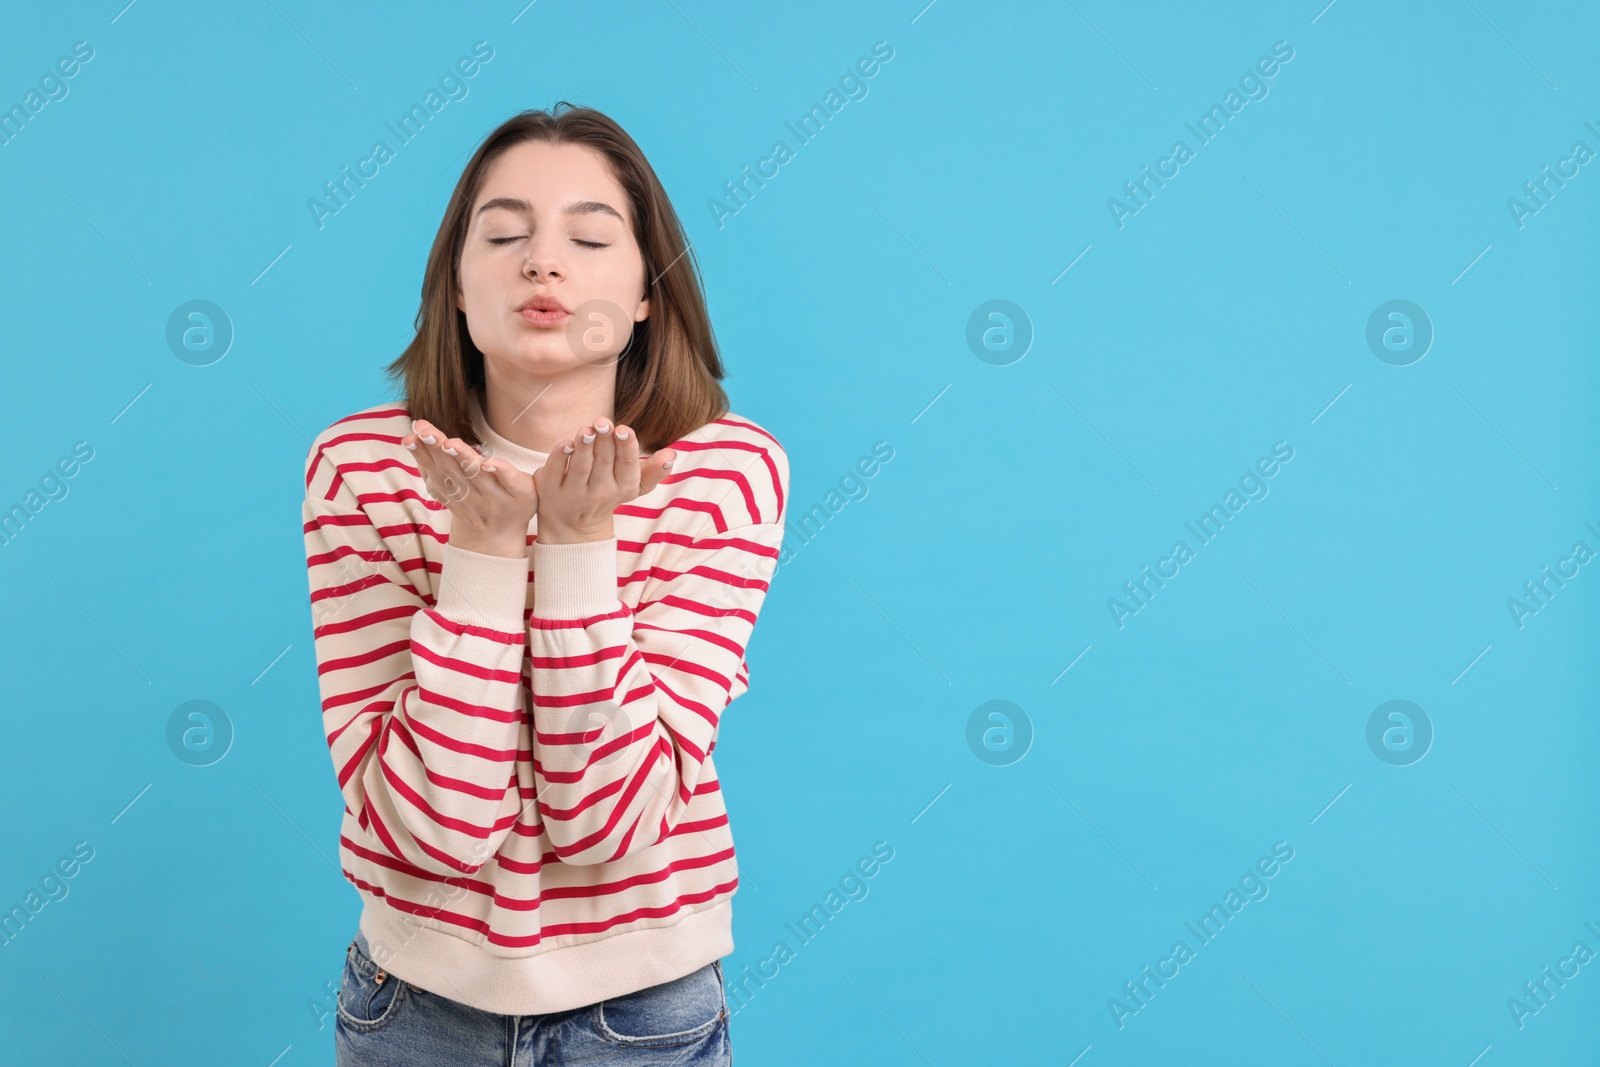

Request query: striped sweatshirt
[{"left": 300, "top": 390, "right": 788, "bottom": 1015}]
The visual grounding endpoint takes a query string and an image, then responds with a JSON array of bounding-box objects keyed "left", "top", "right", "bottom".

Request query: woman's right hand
[{"left": 404, "top": 417, "right": 538, "bottom": 559}]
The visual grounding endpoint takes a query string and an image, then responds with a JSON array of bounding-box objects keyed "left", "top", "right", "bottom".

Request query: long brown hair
[{"left": 384, "top": 102, "right": 728, "bottom": 453}]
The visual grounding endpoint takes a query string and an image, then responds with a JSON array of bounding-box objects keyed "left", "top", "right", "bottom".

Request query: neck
[{"left": 480, "top": 364, "right": 616, "bottom": 454}]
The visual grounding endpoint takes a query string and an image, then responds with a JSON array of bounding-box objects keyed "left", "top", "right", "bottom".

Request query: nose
[{"left": 520, "top": 230, "right": 565, "bottom": 282}]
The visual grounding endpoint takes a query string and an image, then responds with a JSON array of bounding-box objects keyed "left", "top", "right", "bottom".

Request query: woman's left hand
[{"left": 534, "top": 417, "right": 676, "bottom": 544}]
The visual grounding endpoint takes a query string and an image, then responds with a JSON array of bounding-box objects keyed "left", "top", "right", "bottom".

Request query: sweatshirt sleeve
[
  {"left": 302, "top": 445, "right": 533, "bottom": 878},
  {"left": 526, "top": 477, "right": 787, "bottom": 866}
]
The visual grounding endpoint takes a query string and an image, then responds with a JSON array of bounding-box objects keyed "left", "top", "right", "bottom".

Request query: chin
[{"left": 502, "top": 344, "right": 590, "bottom": 373}]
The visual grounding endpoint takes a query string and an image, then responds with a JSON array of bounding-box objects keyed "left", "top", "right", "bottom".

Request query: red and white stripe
[{"left": 301, "top": 402, "right": 786, "bottom": 956}]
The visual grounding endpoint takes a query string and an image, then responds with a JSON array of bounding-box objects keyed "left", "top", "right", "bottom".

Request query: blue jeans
[{"left": 335, "top": 929, "right": 732, "bottom": 1065}]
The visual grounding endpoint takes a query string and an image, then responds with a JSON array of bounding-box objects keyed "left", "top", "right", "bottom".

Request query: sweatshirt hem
[{"left": 356, "top": 894, "right": 734, "bottom": 1016}]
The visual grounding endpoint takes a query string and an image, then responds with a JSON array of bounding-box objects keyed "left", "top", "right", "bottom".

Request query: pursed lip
[{"left": 516, "top": 295, "right": 570, "bottom": 313}]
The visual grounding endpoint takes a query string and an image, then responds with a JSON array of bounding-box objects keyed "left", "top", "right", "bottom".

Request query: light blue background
[{"left": 2, "top": 1, "right": 1597, "bottom": 1064}]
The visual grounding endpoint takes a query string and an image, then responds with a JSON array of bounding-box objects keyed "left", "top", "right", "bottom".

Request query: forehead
[{"left": 474, "top": 140, "right": 631, "bottom": 224}]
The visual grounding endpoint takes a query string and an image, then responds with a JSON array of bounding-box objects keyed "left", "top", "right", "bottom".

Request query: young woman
[{"left": 301, "top": 103, "right": 788, "bottom": 1065}]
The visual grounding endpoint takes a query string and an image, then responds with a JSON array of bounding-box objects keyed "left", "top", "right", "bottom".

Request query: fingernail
[
  {"left": 581, "top": 432, "right": 595, "bottom": 444},
  {"left": 421, "top": 434, "right": 437, "bottom": 445},
  {"left": 563, "top": 443, "right": 575, "bottom": 454},
  {"left": 404, "top": 441, "right": 417, "bottom": 451},
  {"left": 615, "top": 428, "right": 630, "bottom": 440},
  {"left": 663, "top": 457, "right": 675, "bottom": 469},
  {"left": 443, "top": 446, "right": 459, "bottom": 456}
]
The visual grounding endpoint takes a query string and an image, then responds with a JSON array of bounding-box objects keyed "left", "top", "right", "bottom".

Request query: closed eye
[{"left": 487, "top": 236, "right": 609, "bottom": 249}]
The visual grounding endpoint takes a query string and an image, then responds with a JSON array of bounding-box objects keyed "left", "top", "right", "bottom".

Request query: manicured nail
[
  {"left": 421, "top": 434, "right": 437, "bottom": 445},
  {"left": 443, "top": 446, "right": 459, "bottom": 455},
  {"left": 663, "top": 457, "right": 675, "bottom": 469},
  {"left": 563, "top": 443, "right": 574, "bottom": 454},
  {"left": 404, "top": 441, "right": 417, "bottom": 451},
  {"left": 596, "top": 420, "right": 611, "bottom": 433},
  {"left": 581, "top": 432, "right": 595, "bottom": 444},
  {"left": 615, "top": 428, "right": 630, "bottom": 440}
]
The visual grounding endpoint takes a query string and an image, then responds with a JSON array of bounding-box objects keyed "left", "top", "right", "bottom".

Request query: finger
[
  {"left": 411, "top": 418, "right": 442, "bottom": 448},
  {"left": 411, "top": 420, "right": 474, "bottom": 504},
  {"left": 445, "top": 435, "right": 487, "bottom": 475},
  {"left": 588, "top": 422, "right": 611, "bottom": 492},
  {"left": 405, "top": 424, "right": 444, "bottom": 500},
  {"left": 613, "top": 423, "right": 641, "bottom": 495},
  {"left": 477, "top": 449, "right": 535, "bottom": 504},
  {"left": 584, "top": 419, "right": 613, "bottom": 473},
  {"left": 504, "top": 461, "right": 538, "bottom": 511},
  {"left": 441, "top": 436, "right": 499, "bottom": 484},
  {"left": 638, "top": 448, "right": 677, "bottom": 495},
  {"left": 565, "top": 422, "right": 597, "bottom": 486},
  {"left": 535, "top": 448, "right": 565, "bottom": 494},
  {"left": 409, "top": 419, "right": 448, "bottom": 474}
]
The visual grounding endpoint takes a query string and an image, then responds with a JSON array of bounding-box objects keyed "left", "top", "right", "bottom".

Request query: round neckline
[{"left": 468, "top": 390, "right": 550, "bottom": 474}]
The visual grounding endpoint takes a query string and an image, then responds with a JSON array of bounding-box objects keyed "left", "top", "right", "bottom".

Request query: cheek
[
  {"left": 458, "top": 258, "right": 504, "bottom": 313},
  {"left": 600, "top": 256, "right": 649, "bottom": 303}
]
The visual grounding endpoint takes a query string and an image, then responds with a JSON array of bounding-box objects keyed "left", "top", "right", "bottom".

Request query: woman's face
[{"left": 455, "top": 140, "right": 650, "bottom": 373}]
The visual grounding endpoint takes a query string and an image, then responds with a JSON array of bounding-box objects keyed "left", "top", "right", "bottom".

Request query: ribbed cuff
[
  {"left": 532, "top": 536, "right": 621, "bottom": 619},
  {"left": 435, "top": 542, "right": 530, "bottom": 631}
]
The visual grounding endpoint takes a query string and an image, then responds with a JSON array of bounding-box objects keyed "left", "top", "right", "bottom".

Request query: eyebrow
[{"left": 474, "top": 196, "right": 625, "bottom": 224}]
